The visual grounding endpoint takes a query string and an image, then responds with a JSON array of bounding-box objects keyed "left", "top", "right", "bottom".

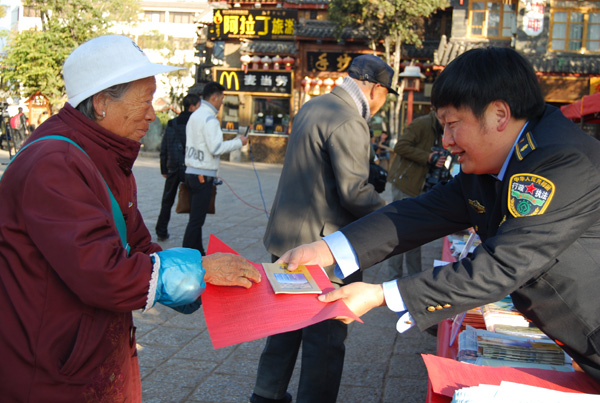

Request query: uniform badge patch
[{"left": 508, "top": 174, "right": 555, "bottom": 217}]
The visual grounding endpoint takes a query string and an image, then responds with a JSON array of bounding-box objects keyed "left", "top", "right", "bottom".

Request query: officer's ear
[{"left": 491, "top": 100, "right": 511, "bottom": 132}]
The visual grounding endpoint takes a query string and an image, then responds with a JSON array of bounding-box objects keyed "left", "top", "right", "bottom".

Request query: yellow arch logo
[
  {"left": 225, "top": 122, "right": 235, "bottom": 130},
  {"left": 219, "top": 71, "right": 240, "bottom": 91}
]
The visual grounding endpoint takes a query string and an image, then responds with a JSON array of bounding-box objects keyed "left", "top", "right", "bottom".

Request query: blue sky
[{"left": 0, "top": 1, "right": 16, "bottom": 51}]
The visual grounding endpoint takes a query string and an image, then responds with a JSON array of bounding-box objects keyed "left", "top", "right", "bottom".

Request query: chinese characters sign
[
  {"left": 523, "top": 0, "right": 545, "bottom": 37},
  {"left": 216, "top": 69, "right": 292, "bottom": 94},
  {"left": 209, "top": 9, "right": 297, "bottom": 40},
  {"left": 306, "top": 52, "right": 365, "bottom": 73}
]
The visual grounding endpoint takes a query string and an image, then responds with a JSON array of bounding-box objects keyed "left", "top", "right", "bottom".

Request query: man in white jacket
[{"left": 183, "top": 81, "right": 248, "bottom": 254}]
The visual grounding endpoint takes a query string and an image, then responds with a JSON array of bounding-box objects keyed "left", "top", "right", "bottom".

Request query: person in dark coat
[
  {"left": 155, "top": 93, "right": 201, "bottom": 241},
  {"left": 275, "top": 47, "right": 600, "bottom": 384}
]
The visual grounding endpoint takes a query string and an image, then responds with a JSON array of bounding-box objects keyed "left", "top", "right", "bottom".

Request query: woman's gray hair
[{"left": 75, "top": 82, "right": 133, "bottom": 121}]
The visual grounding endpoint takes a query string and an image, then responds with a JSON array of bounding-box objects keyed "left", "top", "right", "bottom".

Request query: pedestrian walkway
[
  {"left": 0, "top": 150, "right": 440, "bottom": 402},
  {"left": 133, "top": 155, "right": 439, "bottom": 403}
]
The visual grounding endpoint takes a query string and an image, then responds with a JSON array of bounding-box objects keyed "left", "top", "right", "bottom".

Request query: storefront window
[
  {"left": 252, "top": 97, "right": 290, "bottom": 134},
  {"left": 222, "top": 95, "right": 240, "bottom": 132}
]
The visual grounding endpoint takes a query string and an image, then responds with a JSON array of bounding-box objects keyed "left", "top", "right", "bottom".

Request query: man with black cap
[{"left": 249, "top": 55, "right": 396, "bottom": 403}]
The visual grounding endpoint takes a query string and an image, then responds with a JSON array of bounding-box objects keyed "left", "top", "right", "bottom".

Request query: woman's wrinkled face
[{"left": 97, "top": 76, "right": 157, "bottom": 142}]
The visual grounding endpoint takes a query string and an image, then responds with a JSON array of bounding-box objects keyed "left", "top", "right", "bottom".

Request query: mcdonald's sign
[
  {"left": 216, "top": 69, "right": 292, "bottom": 94},
  {"left": 224, "top": 121, "right": 238, "bottom": 131},
  {"left": 255, "top": 123, "right": 265, "bottom": 133},
  {"left": 218, "top": 71, "right": 241, "bottom": 91}
]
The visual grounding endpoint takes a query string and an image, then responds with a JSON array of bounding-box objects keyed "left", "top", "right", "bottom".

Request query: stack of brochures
[
  {"left": 482, "top": 296, "right": 548, "bottom": 339},
  {"left": 457, "top": 325, "right": 573, "bottom": 372},
  {"left": 462, "top": 307, "right": 486, "bottom": 329}
]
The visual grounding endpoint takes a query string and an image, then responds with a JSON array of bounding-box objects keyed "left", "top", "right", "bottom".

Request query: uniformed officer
[{"left": 275, "top": 47, "right": 600, "bottom": 383}]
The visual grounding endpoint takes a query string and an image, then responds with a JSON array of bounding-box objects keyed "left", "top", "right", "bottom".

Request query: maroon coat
[{"left": 0, "top": 104, "right": 161, "bottom": 401}]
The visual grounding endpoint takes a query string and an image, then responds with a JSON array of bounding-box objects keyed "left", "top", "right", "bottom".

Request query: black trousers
[
  {"left": 252, "top": 255, "right": 348, "bottom": 403},
  {"left": 182, "top": 174, "right": 214, "bottom": 255},
  {"left": 155, "top": 170, "right": 184, "bottom": 237}
]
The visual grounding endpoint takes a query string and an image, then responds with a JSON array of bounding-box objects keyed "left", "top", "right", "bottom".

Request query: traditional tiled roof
[
  {"left": 433, "top": 35, "right": 600, "bottom": 75},
  {"left": 240, "top": 40, "right": 298, "bottom": 55},
  {"left": 294, "top": 20, "right": 369, "bottom": 40},
  {"left": 528, "top": 54, "right": 600, "bottom": 75},
  {"left": 433, "top": 36, "right": 492, "bottom": 66}
]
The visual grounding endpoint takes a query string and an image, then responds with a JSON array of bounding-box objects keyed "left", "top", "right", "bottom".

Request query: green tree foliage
[
  {"left": 328, "top": 0, "right": 448, "bottom": 137},
  {"left": 2, "top": 0, "right": 140, "bottom": 105},
  {"left": 137, "top": 30, "right": 196, "bottom": 110},
  {"left": 330, "top": 0, "right": 447, "bottom": 49}
]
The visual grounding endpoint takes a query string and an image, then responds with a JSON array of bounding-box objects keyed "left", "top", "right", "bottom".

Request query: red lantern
[
  {"left": 311, "top": 78, "right": 322, "bottom": 96},
  {"left": 301, "top": 76, "right": 311, "bottom": 93},
  {"left": 283, "top": 56, "right": 294, "bottom": 70},
  {"left": 261, "top": 55, "right": 272, "bottom": 70},
  {"left": 272, "top": 55, "right": 282, "bottom": 70},
  {"left": 323, "top": 77, "right": 334, "bottom": 93},
  {"left": 240, "top": 54, "right": 251, "bottom": 73},
  {"left": 251, "top": 55, "right": 261, "bottom": 70}
]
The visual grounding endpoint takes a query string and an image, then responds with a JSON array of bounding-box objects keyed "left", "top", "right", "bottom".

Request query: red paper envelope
[{"left": 202, "top": 234, "right": 362, "bottom": 349}]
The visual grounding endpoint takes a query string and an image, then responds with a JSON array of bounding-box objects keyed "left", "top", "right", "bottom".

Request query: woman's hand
[{"left": 203, "top": 253, "right": 261, "bottom": 288}]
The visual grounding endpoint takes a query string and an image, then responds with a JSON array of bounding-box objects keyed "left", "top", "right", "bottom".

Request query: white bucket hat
[{"left": 64, "top": 35, "right": 183, "bottom": 108}]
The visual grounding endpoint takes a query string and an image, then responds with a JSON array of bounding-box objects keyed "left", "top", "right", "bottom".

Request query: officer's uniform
[{"left": 342, "top": 105, "right": 600, "bottom": 381}]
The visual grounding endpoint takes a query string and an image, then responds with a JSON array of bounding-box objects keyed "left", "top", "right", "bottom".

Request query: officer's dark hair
[
  {"left": 202, "top": 82, "right": 225, "bottom": 101},
  {"left": 431, "top": 47, "right": 545, "bottom": 121},
  {"left": 182, "top": 93, "right": 201, "bottom": 111}
]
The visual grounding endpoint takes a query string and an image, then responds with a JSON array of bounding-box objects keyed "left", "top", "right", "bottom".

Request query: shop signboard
[
  {"left": 306, "top": 52, "right": 365, "bottom": 73},
  {"left": 523, "top": 0, "right": 545, "bottom": 37},
  {"left": 216, "top": 69, "right": 293, "bottom": 94},
  {"left": 209, "top": 9, "right": 297, "bottom": 40}
]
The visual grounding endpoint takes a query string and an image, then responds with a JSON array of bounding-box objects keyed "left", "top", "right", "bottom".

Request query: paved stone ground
[{"left": 0, "top": 149, "right": 439, "bottom": 402}]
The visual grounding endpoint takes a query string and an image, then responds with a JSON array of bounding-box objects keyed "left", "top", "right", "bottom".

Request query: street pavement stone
[{"left": 0, "top": 149, "right": 440, "bottom": 402}]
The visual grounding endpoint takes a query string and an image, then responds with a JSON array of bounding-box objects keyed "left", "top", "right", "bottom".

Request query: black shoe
[
  {"left": 249, "top": 392, "right": 292, "bottom": 403},
  {"left": 156, "top": 233, "right": 170, "bottom": 242}
]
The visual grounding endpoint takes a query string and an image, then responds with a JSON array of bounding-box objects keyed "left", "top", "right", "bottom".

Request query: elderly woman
[{"left": 0, "top": 35, "right": 260, "bottom": 401}]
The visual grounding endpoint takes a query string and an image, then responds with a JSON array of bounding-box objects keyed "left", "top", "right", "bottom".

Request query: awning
[{"left": 560, "top": 92, "right": 600, "bottom": 123}]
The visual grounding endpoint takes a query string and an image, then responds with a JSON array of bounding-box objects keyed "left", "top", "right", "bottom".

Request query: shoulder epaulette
[{"left": 515, "top": 131, "right": 537, "bottom": 161}]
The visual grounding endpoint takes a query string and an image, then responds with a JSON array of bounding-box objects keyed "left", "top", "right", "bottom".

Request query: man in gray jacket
[{"left": 250, "top": 55, "right": 395, "bottom": 403}]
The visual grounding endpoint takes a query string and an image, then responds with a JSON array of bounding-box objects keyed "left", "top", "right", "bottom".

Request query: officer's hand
[
  {"left": 317, "top": 282, "right": 386, "bottom": 324},
  {"left": 203, "top": 253, "right": 261, "bottom": 288},
  {"left": 239, "top": 135, "right": 249, "bottom": 146},
  {"left": 276, "top": 240, "right": 335, "bottom": 271}
]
